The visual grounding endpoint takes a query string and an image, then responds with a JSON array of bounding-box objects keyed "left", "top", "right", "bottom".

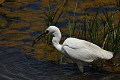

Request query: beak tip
[
  {"left": 32, "top": 40, "right": 36, "bottom": 47},
  {"left": 32, "top": 31, "right": 47, "bottom": 47}
]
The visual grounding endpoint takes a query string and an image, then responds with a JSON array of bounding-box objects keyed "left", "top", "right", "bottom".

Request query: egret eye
[{"left": 45, "top": 30, "right": 49, "bottom": 34}]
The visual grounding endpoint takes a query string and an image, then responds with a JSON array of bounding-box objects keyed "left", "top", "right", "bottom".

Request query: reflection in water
[
  {"left": 0, "top": 47, "right": 120, "bottom": 80},
  {"left": 0, "top": 0, "right": 120, "bottom": 80}
]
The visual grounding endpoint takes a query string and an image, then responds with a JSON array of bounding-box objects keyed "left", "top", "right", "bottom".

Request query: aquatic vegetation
[
  {"left": 81, "top": 11, "right": 120, "bottom": 71},
  {"left": 100, "top": 11, "right": 120, "bottom": 53},
  {"left": 43, "top": 0, "right": 67, "bottom": 27},
  {"left": 62, "top": 1, "right": 120, "bottom": 71},
  {"left": 66, "top": 1, "right": 78, "bottom": 37},
  {"left": 40, "top": 0, "right": 68, "bottom": 62},
  {"left": 67, "top": 6, "right": 120, "bottom": 56},
  {"left": 116, "top": 0, "right": 120, "bottom": 8},
  {"left": 0, "top": 0, "right": 5, "bottom": 4}
]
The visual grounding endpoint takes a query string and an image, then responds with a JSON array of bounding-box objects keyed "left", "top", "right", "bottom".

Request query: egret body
[{"left": 32, "top": 26, "right": 113, "bottom": 72}]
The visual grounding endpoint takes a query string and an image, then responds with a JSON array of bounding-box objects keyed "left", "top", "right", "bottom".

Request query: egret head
[
  {"left": 46, "top": 26, "right": 59, "bottom": 34},
  {"left": 32, "top": 26, "right": 60, "bottom": 47}
]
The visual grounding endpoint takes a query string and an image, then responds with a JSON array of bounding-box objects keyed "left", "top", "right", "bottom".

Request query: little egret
[{"left": 32, "top": 26, "right": 113, "bottom": 72}]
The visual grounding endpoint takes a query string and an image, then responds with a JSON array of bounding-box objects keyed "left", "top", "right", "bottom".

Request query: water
[
  {"left": 0, "top": 0, "right": 120, "bottom": 80},
  {"left": 0, "top": 47, "right": 120, "bottom": 80}
]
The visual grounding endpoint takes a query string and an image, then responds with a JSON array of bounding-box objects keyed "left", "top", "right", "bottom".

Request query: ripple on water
[{"left": 0, "top": 47, "right": 120, "bottom": 80}]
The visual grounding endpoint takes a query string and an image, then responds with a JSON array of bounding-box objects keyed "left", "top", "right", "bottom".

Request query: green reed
[
  {"left": 43, "top": 0, "right": 67, "bottom": 44},
  {"left": 70, "top": 8, "right": 120, "bottom": 57},
  {"left": 116, "top": 0, "right": 120, "bottom": 8},
  {"left": 76, "top": 9, "right": 88, "bottom": 40},
  {"left": 88, "top": 10, "right": 119, "bottom": 57},
  {"left": 87, "top": 9, "right": 101, "bottom": 44},
  {"left": 67, "top": 1, "right": 78, "bottom": 37},
  {"left": 69, "top": 9, "right": 120, "bottom": 69},
  {"left": 43, "top": 0, "right": 68, "bottom": 62},
  {"left": 43, "top": 0, "right": 67, "bottom": 27},
  {"left": 111, "top": 22, "right": 120, "bottom": 57},
  {"left": 101, "top": 10, "right": 120, "bottom": 55}
]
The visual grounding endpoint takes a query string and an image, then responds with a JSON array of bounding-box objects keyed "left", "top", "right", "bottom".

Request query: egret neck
[{"left": 52, "top": 29, "right": 62, "bottom": 53}]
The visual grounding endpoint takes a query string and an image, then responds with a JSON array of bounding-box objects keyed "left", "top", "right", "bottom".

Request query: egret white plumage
[{"left": 32, "top": 26, "right": 113, "bottom": 72}]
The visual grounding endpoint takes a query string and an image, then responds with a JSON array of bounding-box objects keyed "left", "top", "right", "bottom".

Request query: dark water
[{"left": 0, "top": 47, "right": 120, "bottom": 80}]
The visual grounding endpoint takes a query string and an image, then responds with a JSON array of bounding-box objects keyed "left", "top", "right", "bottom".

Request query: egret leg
[{"left": 77, "top": 62, "right": 84, "bottom": 72}]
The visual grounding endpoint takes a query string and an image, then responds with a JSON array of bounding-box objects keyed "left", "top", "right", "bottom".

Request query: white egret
[{"left": 32, "top": 26, "right": 113, "bottom": 72}]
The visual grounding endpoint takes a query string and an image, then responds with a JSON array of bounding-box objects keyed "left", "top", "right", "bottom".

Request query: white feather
[{"left": 62, "top": 38, "right": 113, "bottom": 62}]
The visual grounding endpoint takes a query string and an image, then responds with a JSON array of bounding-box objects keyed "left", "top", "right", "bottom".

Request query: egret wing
[
  {"left": 62, "top": 45, "right": 97, "bottom": 62},
  {"left": 62, "top": 38, "right": 113, "bottom": 61}
]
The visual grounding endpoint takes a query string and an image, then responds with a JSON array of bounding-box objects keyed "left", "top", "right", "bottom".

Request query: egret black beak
[{"left": 32, "top": 30, "right": 49, "bottom": 47}]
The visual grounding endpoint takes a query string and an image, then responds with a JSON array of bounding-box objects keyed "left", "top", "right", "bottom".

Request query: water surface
[{"left": 0, "top": 47, "right": 120, "bottom": 80}]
